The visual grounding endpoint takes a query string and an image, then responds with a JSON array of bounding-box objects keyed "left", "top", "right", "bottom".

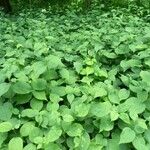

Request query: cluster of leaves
[
  {"left": 9, "top": 0, "right": 150, "bottom": 12},
  {"left": 0, "top": 7, "right": 150, "bottom": 150}
]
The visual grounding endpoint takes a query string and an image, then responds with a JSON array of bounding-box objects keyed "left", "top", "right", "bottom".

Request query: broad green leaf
[
  {"left": 74, "top": 61, "right": 83, "bottom": 73},
  {"left": 90, "top": 101, "right": 112, "bottom": 117},
  {"left": 110, "top": 110, "right": 119, "bottom": 121},
  {"left": 81, "top": 76, "right": 93, "bottom": 85},
  {"left": 45, "top": 126, "right": 62, "bottom": 143},
  {"left": 107, "top": 138, "right": 119, "bottom": 150},
  {"left": 67, "top": 94, "right": 75, "bottom": 104},
  {"left": 145, "top": 58, "right": 150, "bottom": 67},
  {"left": 0, "top": 122, "right": 12, "bottom": 133},
  {"left": 33, "top": 136, "right": 43, "bottom": 144},
  {"left": 140, "top": 71, "right": 150, "bottom": 83},
  {"left": 72, "top": 102, "right": 90, "bottom": 117},
  {"left": 94, "top": 134, "right": 107, "bottom": 147},
  {"left": 9, "top": 118, "right": 21, "bottom": 129},
  {"left": 120, "top": 75, "right": 130, "bottom": 86},
  {"left": 93, "top": 86, "right": 107, "bottom": 98},
  {"left": 29, "top": 127, "right": 43, "bottom": 143},
  {"left": 62, "top": 114, "right": 74, "bottom": 122},
  {"left": 23, "top": 143, "right": 36, "bottom": 150},
  {"left": 74, "top": 132, "right": 90, "bottom": 150},
  {"left": 8, "top": 137, "right": 23, "bottom": 150},
  {"left": 0, "top": 102, "right": 13, "bottom": 121},
  {"left": 108, "top": 91, "right": 120, "bottom": 104},
  {"left": 14, "top": 94, "right": 32, "bottom": 104},
  {"left": 81, "top": 67, "right": 94, "bottom": 75},
  {"left": 134, "top": 119, "right": 147, "bottom": 134},
  {"left": 0, "top": 83, "right": 10, "bottom": 97},
  {"left": 0, "top": 133, "right": 7, "bottom": 148},
  {"left": 95, "top": 67, "right": 108, "bottom": 78},
  {"left": 144, "top": 129, "right": 150, "bottom": 143},
  {"left": 20, "top": 122, "right": 35, "bottom": 137},
  {"left": 119, "top": 113, "right": 130, "bottom": 124},
  {"left": 32, "top": 91, "right": 47, "bottom": 100},
  {"left": 66, "top": 123, "right": 83, "bottom": 137},
  {"left": 88, "top": 143, "right": 103, "bottom": 150},
  {"left": 51, "top": 86, "right": 66, "bottom": 97},
  {"left": 32, "top": 61, "right": 47, "bottom": 76},
  {"left": 13, "top": 81, "right": 32, "bottom": 94},
  {"left": 120, "top": 59, "right": 141, "bottom": 71},
  {"left": 44, "top": 143, "right": 61, "bottom": 150},
  {"left": 119, "top": 127, "right": 136, "bottom": 144},
  {"left": 21, "top": 109, "right": 39, "bottom": 118},
  {"left": 119, "top": 97, "right": 145, "bottom": 116},
  {"left": 99, "top": 115, "right": 114, "bottom": 132},
  {"left": 46, "top": 55, "right": 63, "bottom": 69},
  {"left": 137, "top": 90, "right": 148, "bottom": 102},
  {"left": 31, "top": 79, "right": 47, "bottom": 91},
  {"left": 118, "top": 89, "right": 130, "bottom": 101},
  {"left": 59, "top": 68, "right": 69, "bottom": 80},
  {"left": 30, "top": 98, "right": 43, "bottom": 111},
  {"left": 133, "top": 136, "right": 148, "bottom": 150}
]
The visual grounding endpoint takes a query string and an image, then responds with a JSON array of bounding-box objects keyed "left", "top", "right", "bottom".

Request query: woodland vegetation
[{"left": 0, "top": 0, "right": 150, "bottom": 150}]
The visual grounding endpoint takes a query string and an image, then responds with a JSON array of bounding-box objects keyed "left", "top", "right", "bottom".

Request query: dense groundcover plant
[{"left": 0, "top": 7, "right": 150, "bottom": 150}]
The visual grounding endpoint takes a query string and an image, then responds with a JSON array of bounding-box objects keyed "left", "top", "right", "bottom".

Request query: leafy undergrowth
[{"left": 0, "top": 8, "right": 150, "bottom": 150}]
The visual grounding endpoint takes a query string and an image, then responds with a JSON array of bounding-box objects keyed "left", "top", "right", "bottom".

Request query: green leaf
[
  {"left": 134, "top": 119, "right": 147, "bottom": 134},
  {"left": 81, "top": 67, "right": 94, "bottom": 75},
  {"left": 133, "top": 136, "right": 148, "bottom": 150},
  {"left": 62, "top": 114, "right": 74, "bottom": 122},
  {"left": 93, "top": 86, "right": 107, "bottom": 98},
  {"left": 66, "top": 123, "right": 83, "bottom": 137},
  {"left": 0, "top": 122, "right": 12, "bottom": 133},
  {"left": 0, "top": 102, "right": 13, "bottom": 121},
  {"left": 14, "top": 94, "right": 32, "bottom": 104},
  {"left": 67, "top": 94, "right": 75, "bottom": 104},
  {"left": 32, "top": 61, "right": 47, "bottom": 76},
  {"left": 110, "top": 110, "right": 119, "bottom": 121},
  {"left": 81, "top": 76, "right": 93, "bottom": 85},
  {"left": 118, "top": 89, "right": 130, "bottom": 101},
  {"left": 90, "top": 101, "right": 112, "bottom": 117},
  {"left": 100, "top": 116, "right": 114, "bottom": 132},
  {"left": 23, "top": 143, "right": 36, "bottom": 150},
  {"left": 120, "top": 59, "right": 141, "bottom": 71},
  {"left": 74, "top": 132, "right": 90, "bottom": 150},
  {"left": 51, "top": 86, "right": 66, "bottom": 97},
  {"left": 0, "top": 132, "right": 7, "bottom": 148},
  {"left": 30, "top": 98, "right": 43, "bottom": 111},
  {"left": 137, "top": 90, "right": 148, "bottom": 102},
  {"left": 71, "top": 100, "right": 90, "bottom": 117},
  {"left": 20, "top": 122, "right": 35, "bottom": 137},
  {"left": 46, "top": 55, "right": 63, "bottom": 69},
  {"left": 0, "top": 83, "right": 10, "bottom": 97},
  {"left": 119, "top": 113, "right": 130, "bottom": 124},
  {"left": 119, "top": 127, "right": 136, "bottom": 144},
  {"left": 31, "top": 79, "right": 47, "bottom": 91},
  {"left": 32, "top": 91, "right": 47, "bottom": 100},
  {"left": 119, "top": 97, "right": 145, "bottom": 117},
  {"left": 44, "top": 143, "right": 61, "bottom": 150},
  {"left": 108, "top": 91, "right": 120, "bottom": 104},
  {"left": 59, "top": 68, "right": 70, "bottom": 80},
  {"left": 13, "top": 81, "right": 32, "bottom": 94},
  {"left": 29, "top": 127, "right": 43, "bottom": 143},
  {"left": 21, "top": 109, "right": 39, "bottom": 118},
  {"left": 144, "top": 129, "right": 150, "bottom": 143},
  {"left": 140, "top": 71, "right": 150, "bottom": 83},
  {"left": 74, "top": 61, "right": 83, "bottom": 73},
  {"left": 8, "top": 137, "right": 23, "bottom": 150},
  {"left": 33, "top": 136, "right": 43, "bottom": 144},
  {"left": 45, "top": 126, "right": 62, "bottom": 143}
]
